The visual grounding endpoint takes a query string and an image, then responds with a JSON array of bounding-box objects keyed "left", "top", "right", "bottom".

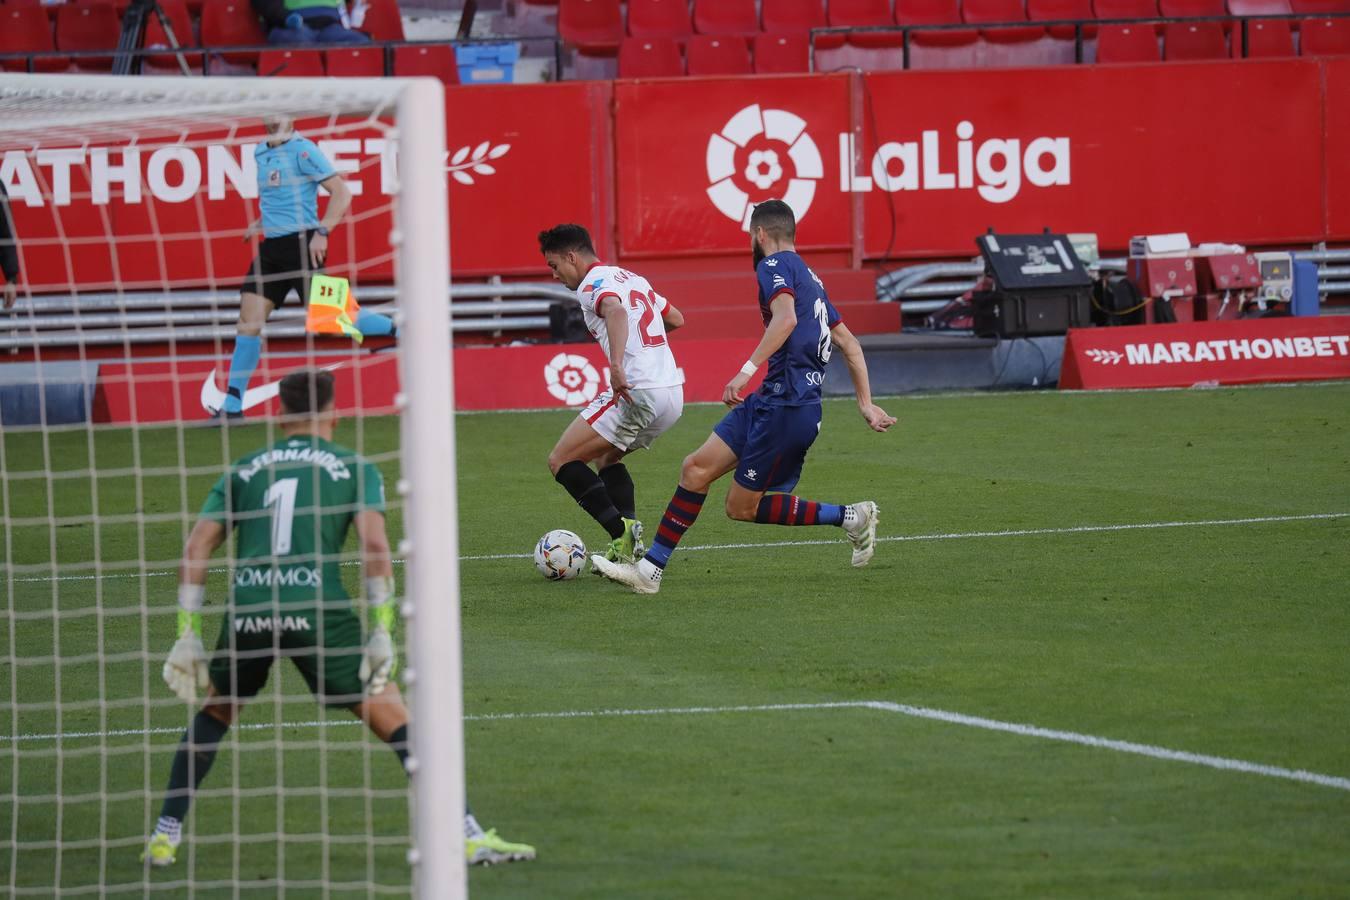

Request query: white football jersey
[{"left": 574, "top": 265, "right": 683, "bottom": 389}]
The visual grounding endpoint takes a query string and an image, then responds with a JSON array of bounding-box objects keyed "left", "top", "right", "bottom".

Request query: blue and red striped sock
[
  {"left": 754, "top": 494, "right": 844, "bottom": 527},
  {"left": 642, "top": 486, "right": 706, "bottom": 569}
]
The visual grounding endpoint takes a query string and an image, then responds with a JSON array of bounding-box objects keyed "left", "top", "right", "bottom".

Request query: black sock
[
  {"left": 555, "top": 460, "right": 624, "bottom": 540},
  {"left": 159, "top": 710, "right": 230, "bottom": 822},
  {"left": 387, "top": 723, "right": 410, "bottom": 773},
  {"left": 598, "top": 463, "right": 636, "bottom": 521}
]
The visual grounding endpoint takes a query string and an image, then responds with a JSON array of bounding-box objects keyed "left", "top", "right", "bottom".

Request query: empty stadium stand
[
  {"left": 627, "top": 0, "right": 694, "bottom": 39},
  {"left": 617, "top": 35, "right": 684, "bottom": 75},
  {"left": 693, "top": 0, "right": 761, "bottom": 35},
  {"left": 752, "top": 31, "right": 813, "bottom": 70},
  {"left": 686, "top": 34, "right": 753, "bottom": 74}
]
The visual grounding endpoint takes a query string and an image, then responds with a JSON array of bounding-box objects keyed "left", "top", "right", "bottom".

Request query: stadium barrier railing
[
  {"left": 0, "top": 283, "right": 578, "bottom": 351},
  {"left": 0, "top": 36, "right": 562, "bottom": 80},
  {"left": 806, "top": 12, "right": 1350, "bottom": 69}
]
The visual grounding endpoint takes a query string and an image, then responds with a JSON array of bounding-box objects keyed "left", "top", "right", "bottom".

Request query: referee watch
[{"left": 314, "top": 226, "right": 329, "bottom": 236}]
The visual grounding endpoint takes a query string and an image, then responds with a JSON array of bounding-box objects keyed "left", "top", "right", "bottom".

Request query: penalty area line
[
  {"left": 8, "top": 699, "right": 1348, "bottom": 794},
  {"left": 456, "top": 511, "right": 1350, "bottom": 562},
  {"left": 6, "top": 512, "right": 1346, "bottom": 579}
]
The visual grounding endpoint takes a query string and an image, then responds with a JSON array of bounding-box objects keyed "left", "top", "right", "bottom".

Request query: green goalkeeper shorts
[{"left": 209, "top": 604, "right": 365, "bottom": 709}]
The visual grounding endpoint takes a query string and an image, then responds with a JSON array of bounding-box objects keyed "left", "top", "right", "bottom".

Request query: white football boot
[
  {"left": 590, "top": 555, "right": 663, "bottom": 594},
  {"left": 842, "top": 501, "right": 879, "bottom": 567}
]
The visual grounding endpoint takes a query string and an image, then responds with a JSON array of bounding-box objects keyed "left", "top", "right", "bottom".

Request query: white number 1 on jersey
[{"left": 265, "top": 477, "right": 298, "bottom": 556}]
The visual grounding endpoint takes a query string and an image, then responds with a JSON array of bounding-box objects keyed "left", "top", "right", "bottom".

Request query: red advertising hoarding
[
  {"left": 3, "top": 60, "right": 1344, "bottom": 296},
  {"left": 857, "top": 61, "right": 1327, "bottom": 258},
  {"left": 1059, "top": 317, "right": 1350, "bottom": 390},
  {"left": 92, "top": 336, "right": 761, "bottom": 424},
  {"left": 2, "top": 82, "right": 612, "bottom": 291},
  {"left": 613, "top": 74, "right": 854, "bottom": 258},
  {"left": 1324, "top": 58, "right": 1350, "bottom": 241}
]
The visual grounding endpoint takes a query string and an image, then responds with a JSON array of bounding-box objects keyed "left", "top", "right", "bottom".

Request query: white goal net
[{"left": 0, "top": 74, "right": 463, "bottom": 896}]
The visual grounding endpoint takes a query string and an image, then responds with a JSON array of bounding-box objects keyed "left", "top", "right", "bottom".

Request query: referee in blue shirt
[{"left": 215, "top": 114, "right": 396, "bottom": 421}]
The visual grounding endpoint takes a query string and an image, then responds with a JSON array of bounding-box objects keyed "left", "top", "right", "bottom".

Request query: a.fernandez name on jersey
[{"left": 755, "top": 251, "right": 841, "bottom": 406}]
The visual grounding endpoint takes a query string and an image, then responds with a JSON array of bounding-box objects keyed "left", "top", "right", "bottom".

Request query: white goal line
[
  {"left": 6, "top": 699, "right": 1347, "bottom": 794},
  {"left": 6, "top": 511, "right": 1346, "bottom": 584}
]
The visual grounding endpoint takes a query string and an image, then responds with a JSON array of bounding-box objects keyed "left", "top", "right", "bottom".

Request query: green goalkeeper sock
[
  {"left": 387, "top": 723, "right": 410, "bottom": 772},
  {"left": 160, "top": 710, "right": 230, "bottom": 822}
]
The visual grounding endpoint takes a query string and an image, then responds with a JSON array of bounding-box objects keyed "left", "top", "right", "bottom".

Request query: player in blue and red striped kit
[{"left": 592, "top": 200, "right": 896, "bottom": 594}]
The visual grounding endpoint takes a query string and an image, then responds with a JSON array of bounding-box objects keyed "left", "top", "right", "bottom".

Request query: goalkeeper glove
[
  {"left": 359, "top": 576, "right": 399, "bottom": 695},
  {"left": 163, "top": 609, "right": 209, "bottom": 704}
]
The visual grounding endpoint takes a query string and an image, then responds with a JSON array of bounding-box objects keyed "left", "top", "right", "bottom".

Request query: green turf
[{"left": 2, "top": 383, "right": 1349, "bottom": 897}]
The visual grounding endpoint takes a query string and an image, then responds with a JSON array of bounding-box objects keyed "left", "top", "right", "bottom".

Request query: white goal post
[{"left": 0, "top": 74, "right": 464, "bottom": 897}]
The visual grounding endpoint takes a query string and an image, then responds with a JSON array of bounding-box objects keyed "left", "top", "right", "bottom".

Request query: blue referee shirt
[{"left": 254, "top": 135, "right": 337, "bottom": 239}]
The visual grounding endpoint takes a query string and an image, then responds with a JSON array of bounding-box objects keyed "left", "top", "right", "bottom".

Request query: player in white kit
[{"left": 539, "top": 224, "right": 686, "bottom": 563}]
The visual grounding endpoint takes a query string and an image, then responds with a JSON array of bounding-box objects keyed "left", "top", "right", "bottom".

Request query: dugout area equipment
[{"left": 972, "top": 229, "right": 1094, "bottom": 338}]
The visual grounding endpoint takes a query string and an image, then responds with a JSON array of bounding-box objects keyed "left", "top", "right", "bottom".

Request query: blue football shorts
[{"left": 713, "top": 394, "right": 822, "bottom": 494}]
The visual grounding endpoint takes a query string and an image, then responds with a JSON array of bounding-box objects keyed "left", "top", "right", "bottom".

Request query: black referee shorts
[{"left": 241, "top": 230, "right": 321, "bottom": 307}]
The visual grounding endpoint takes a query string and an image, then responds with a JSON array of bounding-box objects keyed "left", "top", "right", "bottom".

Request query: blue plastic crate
[{"left": 456, "top": 42, "right": 520, "bottom": 84}]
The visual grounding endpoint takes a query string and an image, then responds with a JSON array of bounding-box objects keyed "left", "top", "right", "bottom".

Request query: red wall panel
[
  {"left": 858, "top": 61, "right": 1327, "bottom": 257},
  {"left": 614, "top": 74, "right": 854, "bottom": 257},
  {"left": 1324, "top": 57, "right": 1350, "bottom": 241}
]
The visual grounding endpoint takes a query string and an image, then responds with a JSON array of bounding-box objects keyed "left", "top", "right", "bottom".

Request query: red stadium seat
[
  {"left": 897, "top": 0, "right": 979, "bottom": 44},
  {"left": 142, "top": 0, "right": 195, "bottom": 69},
  {"left": 1300, "top": 16, "right": 1350, "bottom": 52},
  {"left": 831, "top": 0, "right": 906, "bottom": 46},
  {"left": 359, "top": 0, "right": 404, "bottom": 41},
  {"left": 617, "top": 36, "right": 684, "bottom": 76},
  {"left": 1235, "top": 17, "right": 1294, "bottom": 54},
  {"left": 55, "top": 2, "right": 119, "bottom": 70},
  {"left": 326, "top": 46, "right": 384, "bottom": 76},
  {"left": 1094, "top": 0, "right": 1161, "bottom": 17},
  {"left": 559, "top": 0, "right": 624, "bottom": 53},
  {"left": 259, "top": 47, "right": 325, "bottom": 76},
  {"left": 1095, "top": 21, "right": 1162, "bottom": 57},
  {"left": 0, "top": 5, "right": 68, "bottom": 72},
  {"left": 200, "top": 1, "right": 266, "bottom": 64},
  {"left": 1228, "top": 0, "right": 1292, "bottom": 10},
  {"left": 693, "top": 0, "right": 760, "bottom": 35},
  {"left": 753, "top": 32, "right": 812, "bottom": 70},
  {"left": 963, "top": 0, "right": 1047, "bottom": 41},
  {"left": 686, "top": 34, "right": 751, "bottom": 74},
  {"left": 1160, "top": 0, "right": 1231, "bottom": 32},
  {"left": 1161, "top": 0, "right": 1228, "bottom": 12},
  {"left": 393, "top": 43, "right": 460, "bottom": 84},
  {"left": 1029, "top": 0, "right": 1097, "bottom": 38},
  {"left": 762, "top": 0, "right": 828, "bottom": 32},
  {"left": 1164, "top": 21, "right": 1228, "bottom": 56},
  {"left": 627, "top": 0, "right": 692, "bottom": 39},
  {"left": 1290, "top": 0, "right": 1350, "bottom": 11}
]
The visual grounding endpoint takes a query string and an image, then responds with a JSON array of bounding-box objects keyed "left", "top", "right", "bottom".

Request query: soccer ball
[{"left": 534, "top": 529, "right": 588, "bottom": 581}]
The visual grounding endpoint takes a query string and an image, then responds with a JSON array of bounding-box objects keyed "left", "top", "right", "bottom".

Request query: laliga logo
[
  {"left": 544, "top": 353, "right": 603, "bottom": 406},
  {"left": 706, "top": 104, "right": 824, "bottom": 230}
]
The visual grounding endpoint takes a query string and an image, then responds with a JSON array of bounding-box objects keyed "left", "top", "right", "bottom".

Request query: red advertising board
[
  {"left": 2, "top": 82, "right": 610, "bottom": 292},
  {"left": 1059, "top": 318, "right": 1350, "bottom": 390},
  {"left": 3, "top": 61, "right": 1344, "bottom": 296},
  {"left": 858, "top": 61, "right": 1326, "bottom": 258},
  {"left": 613, "top": 74, "right": 854, "bottom": 257},
  {"left": 92, "top": 337, "right": 760, "bottom": 424},
  {"left": 1324, "top": 58, "right": 1350, "bottom": 240}
]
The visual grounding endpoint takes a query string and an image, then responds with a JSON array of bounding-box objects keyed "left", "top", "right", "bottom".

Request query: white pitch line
[
  {"left": 861, "top": 702, "right": 1350, "bottom": 792},
  {"left": 5, "top": 511, "right": 1347, "bottom": 581},
  {"left": 456, "top": 511, "right": 1350, "bottom": 561},
  {"left": 6, "top": 699, "right": 1348, "bottom": 794}
]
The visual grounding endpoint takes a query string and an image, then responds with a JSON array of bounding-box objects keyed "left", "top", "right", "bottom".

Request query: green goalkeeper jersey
[{"left": 201, "top": 435, "right": 386, "bottom": 610}]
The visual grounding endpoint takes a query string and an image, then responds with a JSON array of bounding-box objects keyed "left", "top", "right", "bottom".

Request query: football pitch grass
[{"left": 3, "top": 382, "right": 1349, "bottom": 897}]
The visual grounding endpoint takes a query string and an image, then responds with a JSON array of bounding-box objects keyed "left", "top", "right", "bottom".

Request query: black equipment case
[{"left": 971, "top": 230, "right": 1093, "bottom": 338}]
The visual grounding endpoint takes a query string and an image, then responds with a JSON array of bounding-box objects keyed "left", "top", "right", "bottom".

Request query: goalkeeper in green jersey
[{"left": 144, "top": 369, "right": 534, "bottom": 868}]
